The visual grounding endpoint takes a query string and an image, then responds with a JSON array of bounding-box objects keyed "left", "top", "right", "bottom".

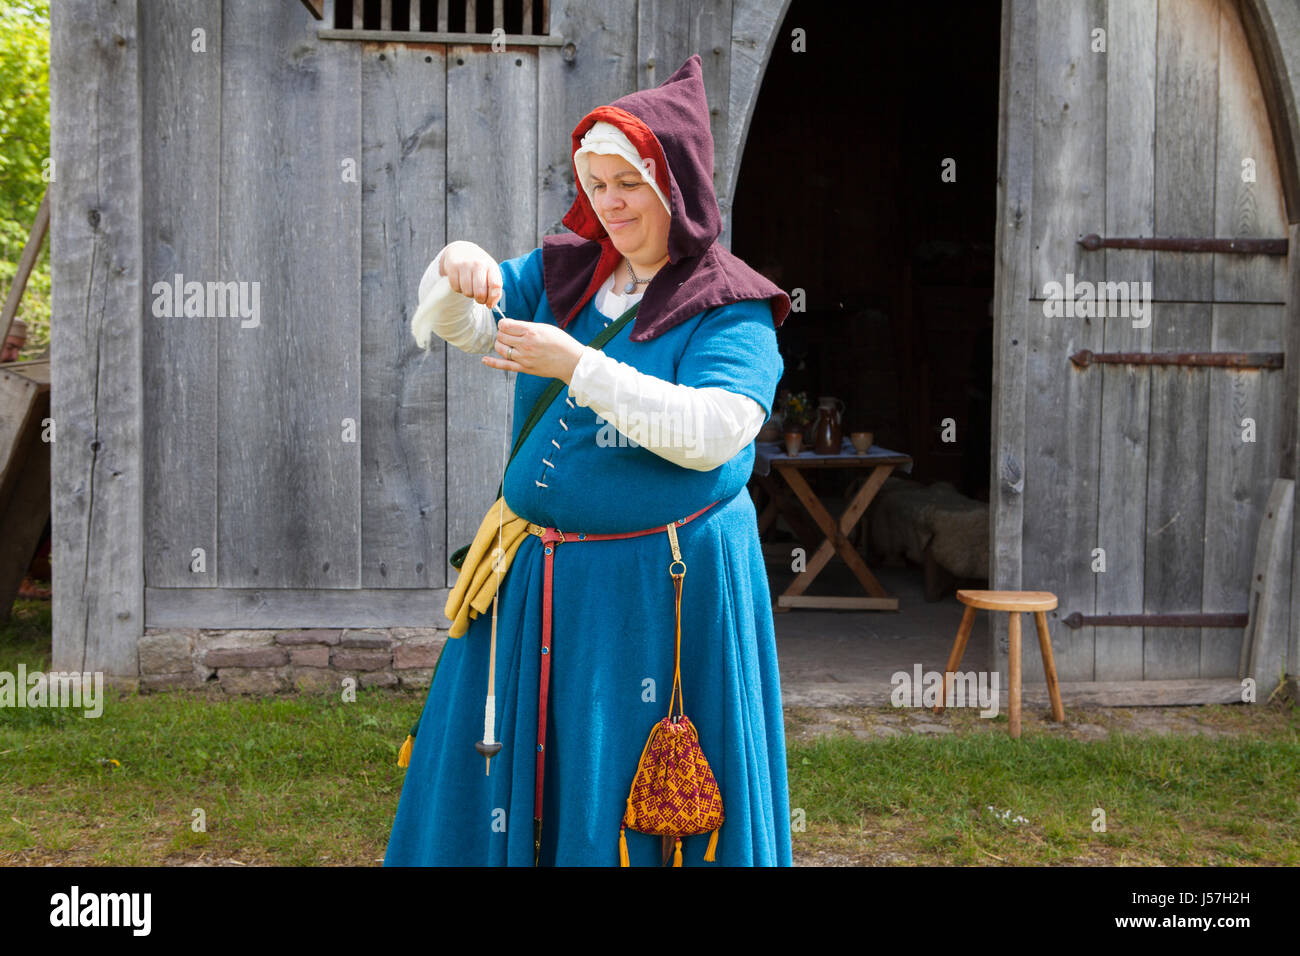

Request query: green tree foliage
[{"left": 0, "top": 0, "right": 51, "bottom": 359}]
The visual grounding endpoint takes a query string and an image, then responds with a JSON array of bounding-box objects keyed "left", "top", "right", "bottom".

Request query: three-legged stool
[{"left": 933, "top": 589, "right": 1065, "bottom": 738}]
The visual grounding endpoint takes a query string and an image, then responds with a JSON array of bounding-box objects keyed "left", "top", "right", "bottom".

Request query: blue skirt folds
[{"left": 384, "top": 248, "right": 792, "bottom": 866}]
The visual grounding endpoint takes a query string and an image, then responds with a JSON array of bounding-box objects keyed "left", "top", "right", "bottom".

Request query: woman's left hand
[{"left": 483, "top": 317, "right": 586, "bottom": 383}]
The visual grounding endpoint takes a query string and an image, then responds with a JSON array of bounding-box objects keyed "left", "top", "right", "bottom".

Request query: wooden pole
[
  {"left": 1034, "top": 611, "right": 1065, "bottom": 722},
  {"left": 1008, "top": 611, "right": 1022, "bottom": 738},
  {"left": 934, "top": 605, "right": 977, "bottom": 714},
  {"left": 1, "top": 188, "right": 50, "bottom": 348}
]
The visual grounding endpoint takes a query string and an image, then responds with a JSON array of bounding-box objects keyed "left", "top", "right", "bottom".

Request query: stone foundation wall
[{"left": 138, "top": 627, "right": 448, "bottom": 695}]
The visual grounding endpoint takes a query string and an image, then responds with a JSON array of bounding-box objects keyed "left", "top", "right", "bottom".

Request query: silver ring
[{"left": 507, "top": 346, "right": 514, "bottom": 360}]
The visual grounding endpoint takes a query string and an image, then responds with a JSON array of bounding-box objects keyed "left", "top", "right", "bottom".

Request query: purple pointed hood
[{"left": 541, "top": 54, "right": 791, "bottom": 342}]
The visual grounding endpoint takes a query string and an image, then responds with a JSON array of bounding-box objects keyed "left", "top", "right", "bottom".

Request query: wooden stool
[{"left": 933, "top": 589, "right": 1065, "bottom": 738}]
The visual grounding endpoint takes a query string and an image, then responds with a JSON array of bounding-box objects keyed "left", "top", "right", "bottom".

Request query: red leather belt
[{"left": 523, "top": 497, "right": 722, "bottom": 866}]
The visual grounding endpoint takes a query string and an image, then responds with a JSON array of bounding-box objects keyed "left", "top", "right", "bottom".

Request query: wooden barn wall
[
  {"left": 359, "top": 43, "right": 446, "bottom": 590},
  {"left": 50, "top": 0, "right": 1300, "bottom": 680},
  {"left": 141, "top": 0, "right": 364, "bottom": 606},
  {"left": 1008, "top": 0, "right": 1288, "bottom": 684},
  {"left": 1246, "top": 0, "right": 1300, "bottom": 696},
  {"left": 140, "top": 0, "right": 220, "bottom": 591},
  {"left": 991, "top": 0, "right": 1035, "bottom": 650},
  {"left": 130, "top": 0, "right": 787, "bottom": 634},
  {"left": 49, "top": 0, "right": 146, "bottom": 674}
]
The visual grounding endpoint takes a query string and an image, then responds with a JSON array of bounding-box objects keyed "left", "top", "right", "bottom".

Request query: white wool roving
[
  {"left": 410, "top": 258, "right": 499, "bottom": 355},
  {"left": 410, "top": 292, "right": 435, "bottom": 351},
  {"left": 573, "top": 121, "right": 671, "bottom": 219},
  {"left": 411, "top": 270, "right": 455, "bottom": 351}
]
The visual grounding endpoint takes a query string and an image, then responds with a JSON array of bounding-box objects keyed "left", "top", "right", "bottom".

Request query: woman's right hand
[{"left": 441, "top": 240, "right": 503, "bottom": 311}]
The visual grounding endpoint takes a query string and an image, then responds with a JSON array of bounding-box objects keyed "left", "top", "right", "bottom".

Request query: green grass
[
  {"left": 0, "top": 596, "right": 51, "bottom": 674},
  {"left": 1, "top": 686, "right": 412, "bottom": 865},
  {"left": 1, "top": 600, "right": 413, "bottom": 865},
  {"left": 4, "top": 599, "right": 1298, "bottom": 865},
  {"left": 786, "top": 726, "right": 1300, "bottom": 865}
]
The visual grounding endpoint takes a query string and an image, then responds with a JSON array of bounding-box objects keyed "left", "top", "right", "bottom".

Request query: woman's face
[{"left": 586, "top": 152, "right": 671, "bottom": 264}]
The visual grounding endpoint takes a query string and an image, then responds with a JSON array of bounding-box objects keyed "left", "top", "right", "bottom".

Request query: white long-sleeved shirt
[{"left": 412, "top": 247, "right": 767, "bottom": 471}]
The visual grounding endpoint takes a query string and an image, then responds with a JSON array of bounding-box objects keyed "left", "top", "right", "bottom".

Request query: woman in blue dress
[{"left": 385, "top": 55, "right": 793, "bottom": 866}]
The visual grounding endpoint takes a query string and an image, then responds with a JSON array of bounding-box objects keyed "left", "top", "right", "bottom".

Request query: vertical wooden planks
[
  {"left": 1242, "top": 0, "right": 1300, "bottom": 228},
  {"left": 1241, "top": 477, "right": 1292, "bottom": 698},
  {"left": 1102, "top": 0, "right": 1154, "bottom": 287},
  {"left": 639, "top": 0, "right": 733, "bottom": 132},
  {"left": 1202, "top": 0, "right": 1288, "bottom": 677},
  {"left": 1202, "top": 303, "right": 1284, "bottom": 676},
  {"left": 1022, "top": 0, "right": 1107, "bottom": 683},
  {"left": 537, "top": 0, "right": 638, "bottom": 238},
  {"left": 1143, "top": 306, "right": 1212, "bottom": 678},
  {"left": 1095, "top": 0, "right": 1156, "bottom": 681},
  {"left": 1143, "top": 0, "right": 1220, "bottom": 678},
  {"left": 989, "top": 0, "right": 1036, "bottom": 679},
  {"left": 1029, "top": 0, "right": 1107, "bottom": 301},
  {"left": 49, "top": 0, "right": 145, "bottom": 674},
  {"left": 445, "top": 48, "right": 537, "bottom": 588},
  {"left": 637, "top": 0, "right": 731, "bottom": 158},
  {"left": 1287, "top": 222, "right": 1300, "bottom": 681},
  {"left": 218, "top": 0, "right": 362, "bottom": 588},
  {"left": 140, "top": 0, "right": 222, "bottom": 589},
  {"left": 360, "top": 43, "right": 448, "bottom": 588},
  {"left": 693, "top": 1, "right": 732, "bottom": 194},
  {"left": 1214, "top": 0, "right": 1288, "bottom": 304},
  {"left": 1153, "top": 0, "right": 1219, "bottom": 302},
  {"left": 1140, "top": 0, "right": 1210, "bottom": 678},
  {"left": 718, "top": 0, "right": 792, "bottom": 249},
  {"left": 637, "top": 0, "right": 690, "bottom": 92},
  {"left": 1243, "top": 0, "right": 1300, "bottom": 685}
]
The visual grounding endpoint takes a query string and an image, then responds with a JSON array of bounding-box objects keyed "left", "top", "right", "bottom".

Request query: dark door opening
[{"left": 735, "top": 0, "right": 1001, "bottom": 614}]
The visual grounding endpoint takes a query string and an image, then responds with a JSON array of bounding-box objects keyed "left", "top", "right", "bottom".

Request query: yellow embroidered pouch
[{"left": 618, "top": 537, "right": 723, "bottom": 866}]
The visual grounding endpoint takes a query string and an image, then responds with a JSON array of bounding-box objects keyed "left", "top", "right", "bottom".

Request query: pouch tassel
[
  {"left": 704, "top": 828, "right": 719, "bottom": 862},
  {"left": 619, "top": 826, "right": 630, "bottom": 868},
  {"left": 673, "top": 838, "right": 682, "bottom": 868},
  {"left": 397, "top": 734, "right": 414, "bottom": 768}
]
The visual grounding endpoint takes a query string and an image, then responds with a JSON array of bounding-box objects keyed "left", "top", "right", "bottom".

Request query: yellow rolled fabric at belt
[{"left": 444, "top": 496, "right": 534, "bottom": 638}]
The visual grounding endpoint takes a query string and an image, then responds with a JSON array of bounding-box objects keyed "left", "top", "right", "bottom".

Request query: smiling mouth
[{"left": 607, "top": 218, "right": 635, "bottom": 229}]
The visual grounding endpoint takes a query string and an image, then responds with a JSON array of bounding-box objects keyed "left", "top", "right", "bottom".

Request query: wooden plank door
[{"left": 996, "top": 0, "right": 1288, "bottom": 684}]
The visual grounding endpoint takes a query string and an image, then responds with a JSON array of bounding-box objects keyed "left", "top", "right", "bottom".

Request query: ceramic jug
[
  {"left": 817, "top": 396, "right": 845, "bottom": 426},
  {"left": 813, "top": 405, "right": 842, "bottom": 455},
  {"left": 812, "top": 397, "right": 845, "bottom": 454}
]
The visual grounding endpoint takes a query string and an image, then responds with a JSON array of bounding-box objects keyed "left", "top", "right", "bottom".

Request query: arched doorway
[
  {"left": 727, "top": 0, "right": 1300, "bottom": 702},
  {"left": 730, "top": 0, "right": 1003, "bottom": 694}
]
